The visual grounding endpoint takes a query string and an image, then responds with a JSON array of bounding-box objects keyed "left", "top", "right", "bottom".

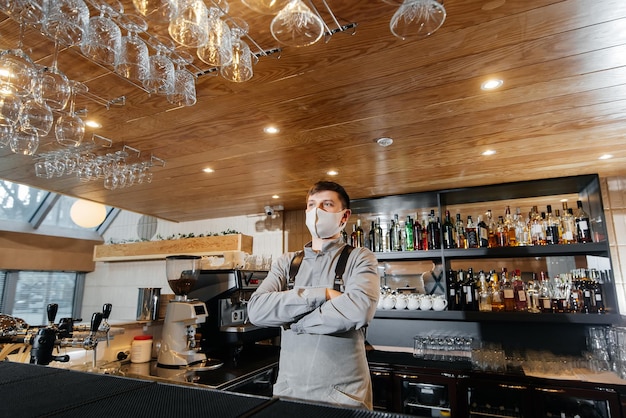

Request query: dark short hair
[{"left": 307, "top": 181, "right": 351, "bottom": 209}]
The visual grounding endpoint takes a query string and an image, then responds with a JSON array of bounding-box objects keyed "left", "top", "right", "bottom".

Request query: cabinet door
[
  {"left": 534, "top": 385, "right": 621, "bottom": 418},
  {"left": 458, "top": 377, "right": 533, "bottom": 418},
  {"left": 393, "top": 372, "right": 457, "bottom": 417},
  {"left": 370, "top": 367, "right": 393, "bottom": 411}
]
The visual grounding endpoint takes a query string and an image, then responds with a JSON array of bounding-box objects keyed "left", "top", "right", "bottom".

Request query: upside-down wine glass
[
  {"left": 80, "top": 0, "right": 124, "bottom": 67},
  {"left": 197, "top": 0, "right": 232, "bottom": 67},
  {"left": 270, "top": 0, "right": 324, "bottom": 47},
  {"left": 116, "top": 14, "right": 150, "bottom": 83},
  {"left": 167, "top": 50, "right": 196, "bottom": 106},
  {"left": 168, "top": 0, "right": 209, "bottom": 48},
  {"left": 0, "top": 14, "right": 37, "bottom": 98},
  {"left": 42, "top": 0, "right": 90, "bottom": 47},
  {"left": 389, "top": 0, "right": 446, "bottom": 40},
  {"left": 220, "top": 19, "right": 255, "bottom": 82},
  {"left": 143, "top": 36, "right": 176, "bottom": 95},
  {"left": 55, "top": 80, "right": 87, "bottom": 147},
  {"left": 241, "top": 0, "right": 289, "bottom": 15},
  {"left": 9, "top": 130, "right": 39, "bottom": 155}
]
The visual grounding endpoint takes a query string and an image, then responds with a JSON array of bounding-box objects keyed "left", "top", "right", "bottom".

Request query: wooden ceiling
[{"left": 0, "top": 0, "right": 625, "bottom": 222}]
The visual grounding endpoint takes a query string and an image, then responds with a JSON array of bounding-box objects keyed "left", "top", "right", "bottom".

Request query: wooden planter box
[{"left": 93, "top": 234, "right": 253, "bottom": 262}]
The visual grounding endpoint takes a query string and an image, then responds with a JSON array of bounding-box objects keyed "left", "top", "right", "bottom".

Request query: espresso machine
[
  {"left": 188, "top": 269, "right": 279, "bottom": 364},
  {"left": 157, "top": 255, "right": 209, "bottom": 368}
]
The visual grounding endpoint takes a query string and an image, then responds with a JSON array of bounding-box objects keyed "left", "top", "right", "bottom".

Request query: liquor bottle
[
  {"left": 526, "top": 275, "right": 541, "bottom": 313},
  {"left": 420, "top": 212, "right": 429, "bottom": 250},
  {"left": 512, "top": 269, "right": 527, "bottom": 311},
  {"left": 393, "top": 214, "right": 403, "bottom": 251},
  {"left": 569, "top": 278, "right": 583, "bottom": 313},
  {"left": 495, "top": 215, "right": 508, "bottom": 247},
  {"left": 490, "top": 270, "right": 505, "bottom": 312},
  {"left": 446, "top": 269, "right": 459, "bottom": 310},
  {"left": 561, "top": 205, "right": 576, "bottom": 244},
  {"left": 574, "top": 200, "right": 593, "bottom": 243},
  {"left": 455, "top": 213, "right": 467, "bottom": 249},
  {"left": 581, "top": 276, "right": 593, "bottom": 314},
  {"left": 356, "top": 219, "right": 364, "bottom": 247},
  {"left": 486, "top": 210, "right": 497, "bottom": 248},
  {"left": 504, "top": 206, "right": 517, "bottom": 246},
  {"left": 442, "top": 210, "right": 456, "bottom": 249},
  {"left": 369, "top": 220, "right": 377, "bottom": 252},
  {"left": 476, "top": 215, "right": 489, "bottom": 248},
  {"left": 386, "top": 221, "right": 393, "bottom": 252},
  {"left": 592, "top": 279, "right": 605, "bottom": 314},
  {"left": 538, "top": 271, "right": 552, "bottom": 313},
  {"left": 426, "top": 210, "right": 441, "bottom": 250},
  {"left": 462, "top": 268, "right": 477, "bottom": 311},
  {"left": 477, "top": 270, "right": 492, "bottom": 312},
  {"left": 341, "top": 229, "right": 348, "bottom": 244},
  {"left": 413, "top": 216, "right": 423, "bottom": 250},
  {"left": 398, "top": 219, "right": 406, "bottom": 251},
  {"left": 465, "top": 216, "right": 478, "bottom": 249},
  {"left": 405, "top": 216, "right": 414, "bottom": 251},
  {"left": 501, "top": 268, "right": 515, "bottom": 311},
  {"left": 545, "top": 205, "right": 560, "bottom": 245},
  {"left": 515, "top": 207, "right": 530, "bottom": 246},
  {"left": 529, "top": 205, "right": 545, "bottom": 246},
  {"left": 375, "top": 218, "right": 384, "bottom": 252}
]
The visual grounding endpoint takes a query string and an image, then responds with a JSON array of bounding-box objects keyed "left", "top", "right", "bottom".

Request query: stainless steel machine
[{"left": 187, "top": 269, "right": 279, "bottom": 364}]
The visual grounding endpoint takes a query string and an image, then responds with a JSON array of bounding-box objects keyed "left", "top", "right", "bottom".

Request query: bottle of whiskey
[
  {"left": 501, "top": 268, "right": 515, "bottom": 311},
  {"left": 455, "top": 213, "right": 467, "bottom": 249},
  {"left": 545, "top": 205, "right": 560, "bottom": 245},
  {"left": 442, "top": 210, "right": 456, "bottom": 249},
  {"left": 561, "top": 205, "right": 576, "bottom": 244},
  {"left": 512, "top": 269, "right": 527, "bottom": 311},
  {"left": 476, "top": 215, "right": 489, "bottom": 248},
  {"left": 496, "top": 215, "right": 508, "bottom": 247},
  {"left": 404, "top": 216, "right": 414, "bottom": 251},
  {"left": 369, "top": 220, "right": 377, "bottom": 252},
  {"left": 526, "top": 275, "right": 541, "bottom": 313},
  {"left": 477, "top": 270, "right": 492, "bottom": 312},
  {"left": 447, "top": 269, "right": 459, "bottom": 310},
  {"left": 515, "top": 207, "right": 530, "bottom": 246},
  {"left": 574, "top": 200, "right": 593, "bottom": 243},
  {"left": 529, "top": 205, "right": 544, "bottom": 246},
  {"left": 490, "top": 270, "right": 505, "bottom": 312},
  {"left": 466, "top": 216, "right": 478, "bottom": 249},
  {"left": 538, "top": 271, "right": 552, "bottom": 312},
  {"left": 486, "top": 210, "right": 497, "bottom": 248},
  {"left": 504, "top": 206, "right": 517, "bottom": 246}
]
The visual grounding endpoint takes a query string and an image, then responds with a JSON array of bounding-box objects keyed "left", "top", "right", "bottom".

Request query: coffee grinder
[{"left": 157, "top": 255, "right": 208, "bottom": 367}]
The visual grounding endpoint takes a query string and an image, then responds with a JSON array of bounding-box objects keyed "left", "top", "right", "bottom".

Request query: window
[{"left": 1, "top": 271, "right": 84, "bottom": 326}]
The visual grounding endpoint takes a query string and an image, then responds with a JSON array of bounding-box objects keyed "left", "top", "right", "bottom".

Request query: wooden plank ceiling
[{"left": 0, "top": 0, "right": 625, "bottom": 222}]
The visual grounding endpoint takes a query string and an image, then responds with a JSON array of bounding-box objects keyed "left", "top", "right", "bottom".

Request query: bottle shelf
[
  {"left": 374, "top": 308, "right": 622, "bottom": 325},
  {"left": 374, "top": 242, "right": 610, "bottom": 261}
]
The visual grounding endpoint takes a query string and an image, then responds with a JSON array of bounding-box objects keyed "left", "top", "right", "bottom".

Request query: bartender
[{"left": 248, "top": 181, "right": 380, "bottom": 410}]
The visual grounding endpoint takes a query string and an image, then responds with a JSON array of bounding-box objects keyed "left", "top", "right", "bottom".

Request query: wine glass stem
[{"left": 51, "top": 39, "right": 61, "bottom": 69}]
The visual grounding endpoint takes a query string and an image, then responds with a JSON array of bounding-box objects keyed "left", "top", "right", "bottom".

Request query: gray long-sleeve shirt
[{"left": 247, "top": 238, "right": 380, "bottom": 409}]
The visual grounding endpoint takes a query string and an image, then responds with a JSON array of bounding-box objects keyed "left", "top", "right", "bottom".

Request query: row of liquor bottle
[
  {"left": 344, "top": 200, "right": 594, "bottom": 251},
  {"left": 446, "top": 267, "right": 606, "bottom": 314}
]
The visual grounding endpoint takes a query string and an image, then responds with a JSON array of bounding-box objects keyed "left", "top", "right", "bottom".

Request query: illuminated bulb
[
  {"left": 327, "top": 170, "right": 338, "bottom": 176},
  {"left": 598, "top": 154, "right": 613, "bottom": 160},
  {"left": 203, "top": 167, "right": 214, "bottom": 173},
  {"left": 264, "top": 126, "right": 279, "bottom": 134},
  {"left": 70, "top": 200, "right": 107, "bottom": 228},
  {"left": 481, "top": 79, "right": 503, "bottom": 90},
  {"left": 481, "top": 149, "right": 496, "bottom": 156}
]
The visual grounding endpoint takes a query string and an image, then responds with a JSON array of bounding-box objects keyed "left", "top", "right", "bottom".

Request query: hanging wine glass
[
  {"left": 270, "top": 0, "right": 324, "bottom": 47},
  {"left": 143, "top": 36, "right": 175, "bottom": 95},
  {"left": 36, "top": 64, "right": 72, "bottom": 112},
  {"left": 389, "top": 0, "right": 446, "bottom": 40},
  {"left": 167, "top": 50, "right": 196, "bottom": 107},
  {"left": 0, "top": 85, "right": 23, "bottom": 127},
  {"left": 116, "top": 14, "right": 150, "bottom": 83},
  {"left": 9, "top": 130, "right": 39, "bottom": 156},
  {"left": 42, "top": 0, "right": 90, "bottom": 47},
  {"left": 220, "top": 19, "right": 255, "bottom": 83},
  {"left": 55, "top": 80, "right": 87, "bottom": 147},
  {"left": 81, "top": 0, "right": 124, "bottom": 67},
  {"left": 197, "top": 0, "right": 232, "bottom": 67},
  {"left": 132, "top": 0, "right": 177, "bottom": 24},
  {"left": 0, "top": 124, "right": 13, "bottom": 148},
  {"left": 241, "top": 0, "right": 289, "bottom": 15},
  {"left": 168, "top": 0, "right": 209, "bottom": 48},
  {"left": 0, "top": 16, "right": 37, "bottom": 98}
]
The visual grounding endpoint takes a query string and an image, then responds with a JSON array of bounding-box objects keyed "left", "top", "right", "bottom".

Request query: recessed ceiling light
[
  {"left": 264, "top": 126, "right": 279, "bottom": 134},
  {"left": 85, "top": 120, "right": 102, "bottom": 128},
  {"left": 327, "top": 170, "right": 338, "bottom": 176},
  {"left": 599, "top": 154, "right": 613, "bottom": 160},
  {"left": 481, "top": 149, "right": 496, "bottom": 156},
  {"left": 376, "top": 137, "right": 393, "bottom": 147},
  {"left": 481, "top": 79, "right": 503, "bottom": 90},
  {"left": 203, "top": 167, "right": 214, "bottom": 173},
  {"left": 272, "top": 194, "right": 280, "bottom": 199}
]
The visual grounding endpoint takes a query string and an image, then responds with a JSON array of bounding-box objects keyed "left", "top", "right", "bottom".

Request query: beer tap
[
  {"left": 29, "top": 304, "right": 70, "bottom": 365},
  {"left": 100, "top": 303, "right": 112, "bottom": 347},
  {"left": 59, "top": 312, "right": 103, "bottom": 368}
]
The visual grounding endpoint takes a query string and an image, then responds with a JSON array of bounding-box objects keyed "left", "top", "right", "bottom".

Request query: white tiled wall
[
  {"left": 82, "top": 211, "right": 284, "bottom": 321},
  {"left": 603, "top": 176, "right": 626, "bottom": 314}
]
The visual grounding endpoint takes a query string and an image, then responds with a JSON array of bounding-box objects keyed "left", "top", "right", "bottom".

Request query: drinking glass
[
  {"left": 9, "top": 130, "right": 39, "bottom": 155},
  {"left": 19, "top": 93, "right": 53, "bottom": 137},
  {"left": 36, "top": 64, "right": 72, "bottom": 112},
  {"left": 0, "top": 18, "right": 38, "bottom": 99},
  {"left": 196, "top": 1, "right": 232, "bottom": 67},
  {"left": 270, "top": 0, "right": 324, "bottom": 47},
  {"left": 55, "top": 81, "right": 87, "bottom": 147},
  {"left": 220, "top": 21, "right": 255, "bottom": 83},
  {"left": 116, "top": 14, "right": 150, "bottom": 83},
  {"left": 81, "top": 0, "right": 124, "bottom": 67},
  {"left": 143, "top": 36, "right": 175, "bottom": 95},
  {"left": 167, "top": 51, "right": 196, "bottom": 106},
  {"left": 389, "top": 0, "right": 446, "bottom": 40},
  {"left": 0, "top": 89, "right": 22, "bottom": 127},
  {"left": 132, "top": 0, "right": 177, "bottom": 24},
  {"left": 43, "top": 0, "right": 90, "bottom": 47},
  {"left": 168, "top": 0, "right": 209, "bottom": 48}
]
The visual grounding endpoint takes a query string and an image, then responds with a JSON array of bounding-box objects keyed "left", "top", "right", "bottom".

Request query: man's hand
[{"left": 325, "top": 288, "right": 342, "bottom": 300}]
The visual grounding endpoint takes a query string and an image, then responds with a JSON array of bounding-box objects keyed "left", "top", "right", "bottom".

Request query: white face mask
[{"left": 305, "top": 207, "right": 347, "bottom": 239}]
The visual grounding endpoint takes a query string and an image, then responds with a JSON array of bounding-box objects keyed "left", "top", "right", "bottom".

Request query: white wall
[{"left": 82, "top": 211, "right": 284, "bottom": 321}]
